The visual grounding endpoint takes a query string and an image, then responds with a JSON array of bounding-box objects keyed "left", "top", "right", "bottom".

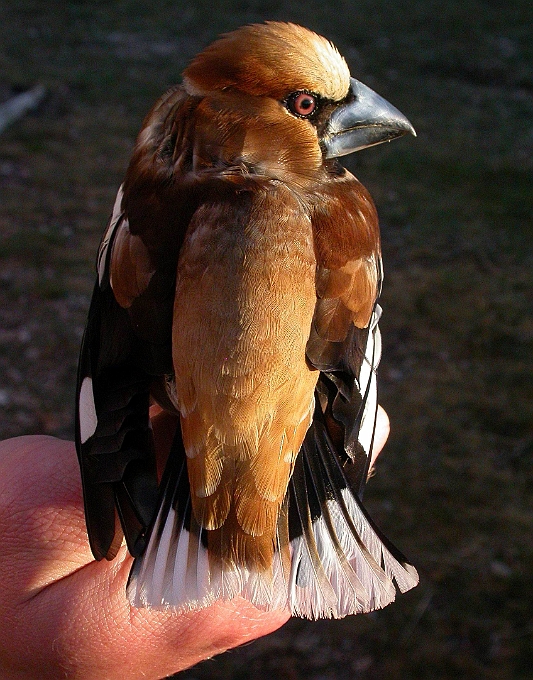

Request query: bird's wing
[
  {"left": 76, "top": 86, "right": 194, "bottom": 561},
  {"left": 76, "top": 187, "right": 162, "bottom": 560},
  {"left": 285, "top": 173, "right": 418, "bottom": 618},
  {"left": 305, "top": 172, "right": 383, "bottom": 490}
]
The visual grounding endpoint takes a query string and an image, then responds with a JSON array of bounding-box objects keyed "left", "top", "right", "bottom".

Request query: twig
[{"left": 0, "top": 84, "right": 46, "bottom": 135}]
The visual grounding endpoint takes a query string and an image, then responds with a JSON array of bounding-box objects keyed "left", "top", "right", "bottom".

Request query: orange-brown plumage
[
  {"left": 172, "top": 181, "right": 318, "bottom": 566},
  {"left": 77, "top": 21, "right": 418, "bottom": 618},
  {"left": 183, "top": 22, "right": 350, "bottom": 101}
]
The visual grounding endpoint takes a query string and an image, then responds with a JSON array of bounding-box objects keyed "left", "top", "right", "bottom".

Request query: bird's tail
[
  {"left": 284, "top": 415, "right": 418, "bottom": 618},
  {"left": 126, "top": 448, "right": 290, "bottom": 612},
  {"left": 127, "top": 419, "right": 418, "bottom": 619}
]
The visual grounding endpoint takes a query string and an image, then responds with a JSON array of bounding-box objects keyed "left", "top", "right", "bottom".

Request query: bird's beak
[{"left": 323, "top": 77, "right": 416, "bottom": 159}]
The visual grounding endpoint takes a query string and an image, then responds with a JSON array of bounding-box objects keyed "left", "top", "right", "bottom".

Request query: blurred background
[{"left": 0, "top": 1, "right": 532, "bottom": 678}]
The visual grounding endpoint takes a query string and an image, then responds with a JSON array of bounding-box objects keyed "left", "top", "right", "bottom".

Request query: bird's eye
[{"left": 287, "top": 91, "right": 317, "bottom": 118}]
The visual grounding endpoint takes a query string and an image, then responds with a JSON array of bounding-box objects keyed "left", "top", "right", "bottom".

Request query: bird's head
[{"left": 182, "top": 22, "right": 415, "bottom": 183}]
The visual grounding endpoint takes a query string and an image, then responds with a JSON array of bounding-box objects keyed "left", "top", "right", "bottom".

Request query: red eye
[{"left": 287, "top": 91, "right": 317, "bottom": 118}]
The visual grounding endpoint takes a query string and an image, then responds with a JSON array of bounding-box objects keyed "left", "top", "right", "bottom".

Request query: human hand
[{"left": 0, "top": 406, "right": 389, "bottom": 680}]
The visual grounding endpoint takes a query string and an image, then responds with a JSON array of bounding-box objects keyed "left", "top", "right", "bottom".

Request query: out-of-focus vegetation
[{"left": 0, "top": 1, "right": 532, "bottom": 678}]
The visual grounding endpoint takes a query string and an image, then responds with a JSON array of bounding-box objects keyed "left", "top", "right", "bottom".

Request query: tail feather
[
  {"left": 127, "top": 305, "right": 418, "bottom": 618},
  {"left": 127, "top": 450, "right": 291, "bottom": 611},
  {"left": 127, "top": 412, "right": 418, "bottom": 617},
  {"left": 286, "top": 421, "right": 395, "bottom": 619}
]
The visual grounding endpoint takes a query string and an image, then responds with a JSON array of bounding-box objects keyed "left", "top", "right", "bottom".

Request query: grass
[{"left": 0, "top": 0, "right": 532, "bottom": 677}]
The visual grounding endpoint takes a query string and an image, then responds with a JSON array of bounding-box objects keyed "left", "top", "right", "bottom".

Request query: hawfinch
[{"left": 76, "top": 21, "right": 418, "bottom": 619}]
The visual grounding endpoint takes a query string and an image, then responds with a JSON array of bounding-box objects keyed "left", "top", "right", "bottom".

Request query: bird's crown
[{"left": 183, "top": 22, "right": 351, "bottom": 102}]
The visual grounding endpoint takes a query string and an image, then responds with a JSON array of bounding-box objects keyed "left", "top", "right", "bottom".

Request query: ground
[{"left": 0, "top": 1, "right": 532, "bottom": 678}]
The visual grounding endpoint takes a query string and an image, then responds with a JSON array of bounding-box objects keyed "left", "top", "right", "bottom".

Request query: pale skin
[{"left": 0, "top": 406, "right": 389, "bottom": 680}]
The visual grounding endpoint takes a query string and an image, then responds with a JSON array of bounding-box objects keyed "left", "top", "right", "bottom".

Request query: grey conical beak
[{"left": 323, "top": 77, "right": 416, "bottom": 159}]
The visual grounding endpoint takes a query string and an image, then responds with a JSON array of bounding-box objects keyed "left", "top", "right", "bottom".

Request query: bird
[{"left": 76, "top": 21, "right": 418, "bottom": 620}]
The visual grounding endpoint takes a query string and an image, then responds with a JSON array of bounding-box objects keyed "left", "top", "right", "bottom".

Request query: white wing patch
[
  {"left": 97, "top": 185, "right": 124, "bottom": 286},
  {"left": 358, "top": 306, "right": 382, "bottom": 458},
  {"left": 79, "top": 376, "right": 98, "bottom": 444}
]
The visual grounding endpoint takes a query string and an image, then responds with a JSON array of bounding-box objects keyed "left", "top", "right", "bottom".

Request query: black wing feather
[
  {"left": 75, "top": 204, "right": 165, "bottom": 561},
  {"left": 306, "top": 308, "right": 380, "bottom": 498}
]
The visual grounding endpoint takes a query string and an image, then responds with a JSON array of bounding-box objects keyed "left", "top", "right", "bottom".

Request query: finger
[{"left": 0, "top": 435, "right": 289, "bottom": 679}]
